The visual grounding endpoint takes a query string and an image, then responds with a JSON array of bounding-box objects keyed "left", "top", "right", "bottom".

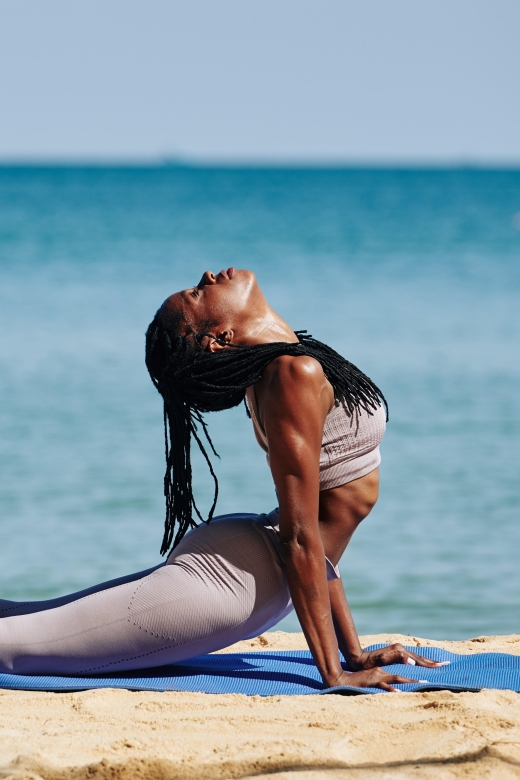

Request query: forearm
[
  {"left": 282, "top": 542, "right": 343, "bottom": 685},
  {"left": 328, "top": 577, "right": 364, "bottom": 668}
]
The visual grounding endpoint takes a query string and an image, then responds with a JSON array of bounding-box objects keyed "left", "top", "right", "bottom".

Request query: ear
[{"left": 207, "top": 329, "right": 234, "bottom": 352}]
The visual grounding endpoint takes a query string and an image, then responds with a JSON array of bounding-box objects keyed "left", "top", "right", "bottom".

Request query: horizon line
[{"left": 1, "top": 154, "right": 520, "bottom": 171}]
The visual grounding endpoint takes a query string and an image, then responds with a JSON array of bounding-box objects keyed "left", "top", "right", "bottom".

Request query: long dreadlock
[{"left": 145, "top": 309, "right": 388, "bottom": 555}]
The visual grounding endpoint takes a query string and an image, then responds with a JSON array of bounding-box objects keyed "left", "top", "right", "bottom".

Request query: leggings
[{"left": 0, "top": 511, "right": 295, "bottom": 676}]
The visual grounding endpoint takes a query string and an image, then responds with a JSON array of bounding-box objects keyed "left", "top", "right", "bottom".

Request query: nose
[{"left": 199, "top": 270, "right": 216, "bottom": 286}]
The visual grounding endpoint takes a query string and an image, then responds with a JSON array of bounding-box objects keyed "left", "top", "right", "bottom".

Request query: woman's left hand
[{"left": 348, "top": 643, "right": 450, "bottom": 671}]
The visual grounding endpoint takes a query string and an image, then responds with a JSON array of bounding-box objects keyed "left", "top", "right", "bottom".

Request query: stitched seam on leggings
[
  {"left": 126, "top": 580, "right": 292, "bottom": 668},
  {"left": 3, "top": 578, "right": 156, "bottom": 621},
  {"left": 129, "top": 528, "right": 284, "bottom": 638},
  {"left": 127, "top": 560, "right": 289, "bottom": 646},
  {"left": 127, "top": 581, "right": 289, "bottom": 645},
  {"left": 128, "top": 547, "right": 253, "bottom": 640},
  {"left": 0, "top": 616, "right": 189, "bottom": 672},
  {"left": 0, "top": 567, "right": 166, "bottom": 618},
  {"left": 131, "top": 525, "right": 280, "bottom": 612},
  {"left": 0, "top": 579, "right": 157, "bottom": 650},
  {"left": 0, "top": 604, "right": 33, "bottom": 616},
  {"left": 0, "top": 615, "right": 142, "bottom": 651},
  {"left": 78, "top": 641, "right": 179, "bottom": 673}
]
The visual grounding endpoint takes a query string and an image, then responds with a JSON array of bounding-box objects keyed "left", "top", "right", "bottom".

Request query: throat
[{"left": 245, "top": 312, "right": 299, "bottom": 345}]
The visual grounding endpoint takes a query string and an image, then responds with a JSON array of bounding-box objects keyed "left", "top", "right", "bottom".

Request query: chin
[{"left": 238, "top": 269, "right": 257, "bottom": 285}]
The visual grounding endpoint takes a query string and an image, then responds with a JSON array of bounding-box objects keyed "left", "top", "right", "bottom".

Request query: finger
[
  {"left": 388, "top": 648, "right": 429, "bottom": 667},
  {"left": 406, "top": 651, "right": 450, "bottom": 668},
  {"left": 390, "top": 673, "right": 432, "bottom": 685},
  {"left": 379, "top": 682, "right": 399, "bottom": 692},
  {"left": 375, "top": 649, "right": 409, "bottom": 665},
  {"left": 408, "top": 656, "right": 439, "bottom": 668}
]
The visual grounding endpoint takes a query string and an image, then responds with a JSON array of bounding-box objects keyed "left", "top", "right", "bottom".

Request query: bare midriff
[{"left": 318, "top": 468, "right": 380, "bottom": 566}]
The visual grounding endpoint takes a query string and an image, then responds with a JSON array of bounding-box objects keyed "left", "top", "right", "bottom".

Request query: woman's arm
[
  {"left": 259, "top": 356, "right": 416, "bottom": 690},
  {"left": 261, "top": 355, "right": 343, "bottom": 686},
  {"left": 329, "top": 578, "right": 363, "bottom": 667}
]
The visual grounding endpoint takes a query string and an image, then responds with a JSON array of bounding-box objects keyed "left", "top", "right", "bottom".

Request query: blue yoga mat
[{"left": 1, "top": 645, "right": 519, "bottom": 696}]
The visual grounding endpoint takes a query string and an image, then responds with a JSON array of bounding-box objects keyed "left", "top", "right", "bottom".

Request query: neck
[{"left": 238, "top": 307, "right": 299, "bottom": 346}]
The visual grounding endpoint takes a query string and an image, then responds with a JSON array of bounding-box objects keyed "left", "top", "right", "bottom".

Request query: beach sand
[{"left": 1, "top": 632, "right": 519, "bottom": 780}]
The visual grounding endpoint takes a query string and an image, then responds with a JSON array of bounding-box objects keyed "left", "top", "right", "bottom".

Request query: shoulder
[
  {"left": 259, "top": 355, "right": 333, "bottom": 416},
  {"left": 252, "top": 354, "right": 333, "bottom": 438},
  {"left": 258, "top": 354, "right": 332, "bottom": 437},
  {"left": 263, "top": 354, "right": 326, "bottom": 390}
]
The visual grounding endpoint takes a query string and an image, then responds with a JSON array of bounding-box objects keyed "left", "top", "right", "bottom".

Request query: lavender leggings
[{"left": 0, "top": 511, "right": 295, "bottom": 676}]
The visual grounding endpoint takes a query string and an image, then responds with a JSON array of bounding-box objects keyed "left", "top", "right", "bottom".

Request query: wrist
[
  {"left": 318, "top": 653, "right": 345, "bottom": 687},
  {"left": 322, "top": 667, "right": 346, "bottom": 687},
  {"left": 341, "top": 648, "right": 367, "bottom": 671}
]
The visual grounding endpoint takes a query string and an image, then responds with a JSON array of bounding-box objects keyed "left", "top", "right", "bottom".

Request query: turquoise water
[{"left": 1, "top": 166, "right": 519, "bottom": 639}]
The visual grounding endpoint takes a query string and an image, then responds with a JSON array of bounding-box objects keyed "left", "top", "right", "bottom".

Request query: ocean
[{"left": 0, "top": 165, "right": 519, "bottom": 639}]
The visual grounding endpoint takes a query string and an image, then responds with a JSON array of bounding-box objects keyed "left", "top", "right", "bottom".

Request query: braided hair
[{"left": 145, "top": 307, "right": 388, "bottom": 555}]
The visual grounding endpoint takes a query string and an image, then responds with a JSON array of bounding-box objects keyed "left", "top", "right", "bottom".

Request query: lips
[{"left": 219, "top": 268, "right": 234, "bottom": 280}]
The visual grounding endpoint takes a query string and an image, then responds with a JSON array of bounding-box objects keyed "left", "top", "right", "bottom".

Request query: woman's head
[
  {"left": 146, "top": 268, "right": 387, "bottom": 555},
  {"left": 146, "top": 268, "right": 287, "bottom": 413},
  {"left": 157, "top": 268, "right": 289, "bottom": 354}
]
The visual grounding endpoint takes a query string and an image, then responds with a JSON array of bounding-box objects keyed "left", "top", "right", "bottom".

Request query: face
[{"left": 161, "top": 268, "right": 268, "bottom": 348}]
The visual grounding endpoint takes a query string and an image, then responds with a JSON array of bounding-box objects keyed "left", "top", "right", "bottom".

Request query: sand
[{"left": 1, "top": 632, "right": 519, "bottom": 780}]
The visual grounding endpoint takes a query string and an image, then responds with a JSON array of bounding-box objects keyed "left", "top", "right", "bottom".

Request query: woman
[{"left": 0, "top": 269, "right": 442, "bottom": 690}]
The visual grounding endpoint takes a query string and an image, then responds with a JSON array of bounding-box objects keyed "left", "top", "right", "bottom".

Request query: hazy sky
[{"left": 1, "top": 0, "right": 519, "bottom": 163}]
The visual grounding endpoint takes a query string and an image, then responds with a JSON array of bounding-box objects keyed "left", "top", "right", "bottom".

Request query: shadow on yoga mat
[{"left": 1, "top": 645, "right": 519, "bottom": 695}]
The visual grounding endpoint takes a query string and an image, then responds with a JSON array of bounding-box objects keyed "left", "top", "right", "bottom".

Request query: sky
[{"left": 0, "top": 0, "right": 519, "bottom": 164}]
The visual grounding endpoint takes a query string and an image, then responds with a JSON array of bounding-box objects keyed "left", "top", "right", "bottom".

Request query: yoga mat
[{"left": 1, "top": 645, "right": 519, "bottom": 696}]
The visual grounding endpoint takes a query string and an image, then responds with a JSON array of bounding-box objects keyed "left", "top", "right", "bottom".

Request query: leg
[
  {"left": 0, "top": 514, "right": 292, "bottom": 676},
  {"left": 0, "top": 565, "right": 165, "bottom": 618}
]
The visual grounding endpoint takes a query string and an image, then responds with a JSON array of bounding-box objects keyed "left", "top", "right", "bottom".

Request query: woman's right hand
[{"left": 325, "top": 668, "right": 417, "bottom": 692}]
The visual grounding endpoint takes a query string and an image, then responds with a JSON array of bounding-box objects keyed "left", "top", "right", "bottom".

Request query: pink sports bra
[{"left": 245, "top": 386, "right": 386, "bottom": 491}]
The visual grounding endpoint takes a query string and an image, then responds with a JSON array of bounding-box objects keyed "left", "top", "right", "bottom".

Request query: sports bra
[{"left": 245, "top": 385, "right": 386, "bottom": 491}]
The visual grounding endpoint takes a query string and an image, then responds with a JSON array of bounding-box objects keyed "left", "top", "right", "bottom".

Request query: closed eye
[{"left": 191, "top": 287, "right": 200, "bottom": 299}]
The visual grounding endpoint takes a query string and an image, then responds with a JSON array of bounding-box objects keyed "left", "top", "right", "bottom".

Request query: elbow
[{"left": 278, "top": 531, "right": 322, "bottom": 565}]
